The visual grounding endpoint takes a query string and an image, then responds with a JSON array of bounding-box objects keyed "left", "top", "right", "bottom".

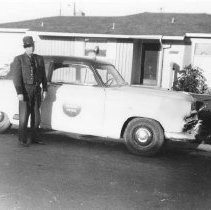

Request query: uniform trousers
[{"left": 19, "top": 85, "right": 41, "bottom": 143}]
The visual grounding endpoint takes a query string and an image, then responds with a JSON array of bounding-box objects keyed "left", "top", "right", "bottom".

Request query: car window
[
  {"left": 95, "top": 64, "right": 126, "bottom": 87},
  {"left": 51, "top": 62, "right": 98, "bottom": 86},
  {"left": 96, "top": 69, "right": 118, "bottom": 86}
]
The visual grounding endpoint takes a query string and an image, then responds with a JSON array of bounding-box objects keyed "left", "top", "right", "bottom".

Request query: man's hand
[
  {"left": 17, "top": 94, "right": 24, "bottom": 101},
  {"left": 42, "top": 91, "right": 47, "bottom": 100}
]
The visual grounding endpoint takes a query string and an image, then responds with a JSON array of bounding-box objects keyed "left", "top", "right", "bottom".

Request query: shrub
[{"left": 173, "top": 65, "right": 208, "bottom": 94}]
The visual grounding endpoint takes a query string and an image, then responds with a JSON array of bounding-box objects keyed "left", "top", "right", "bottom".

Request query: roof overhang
[
  {"left": 36, "top": 32, "right": 185, "bottom": 41},
  {"left": 185, "top": 33, "right": 211, "bottom": 38},
  {"left": 162, "top": 36, "right": 184, "bottom": 40},
  {"left": 36, "top": 31, "right": 163, "bottom": 40},
  {"left": 0, "top": 28, "right": 189, "bottom": 41}
]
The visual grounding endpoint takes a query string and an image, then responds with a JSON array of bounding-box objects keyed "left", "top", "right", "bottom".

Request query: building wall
[
  {"left": 31, "top": 33, "right": 76, "bottom": 56},
  {"left": 0, "top": 32, "right": 25, "bottom": 69},
  {"left": 113, "top": 41, "right": 133, "bottom": 83},
  {"left": 161, "top": 43, "right": 192, "bottom": 89},
  {"left": 2, "top": 30, "right": 211, "bottom": 89},
  {"left": 29, "top": 32, "right": 134, "bottom": 83},
  {"left": 191, "top": 38, "right": 211, "bottom": 87}
]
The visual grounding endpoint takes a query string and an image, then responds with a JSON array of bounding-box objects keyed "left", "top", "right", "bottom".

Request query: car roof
[{"left": 43, "top": 55, "right": 112, "bottom": 66}]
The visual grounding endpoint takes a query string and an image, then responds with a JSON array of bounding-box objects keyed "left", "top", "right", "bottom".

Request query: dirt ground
[{"left": 0, "top": 129, "right": 211, "bottom": 210}]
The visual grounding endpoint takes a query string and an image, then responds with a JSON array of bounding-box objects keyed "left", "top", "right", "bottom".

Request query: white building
[{"left": 0, "top": 13, "right": 211, "bottom": 89}]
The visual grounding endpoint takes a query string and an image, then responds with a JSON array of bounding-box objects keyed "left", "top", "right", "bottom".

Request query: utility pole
[
  {"left": 59, "top": 0, "right": 62, "bottom": 16},
  {"left": 73, "top": 2, "right": 76, "bottom": 16}
]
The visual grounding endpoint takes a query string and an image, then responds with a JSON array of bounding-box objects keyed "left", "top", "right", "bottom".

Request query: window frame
[{"left": 48, "top": 60, "right": 103, "bottom": 87}]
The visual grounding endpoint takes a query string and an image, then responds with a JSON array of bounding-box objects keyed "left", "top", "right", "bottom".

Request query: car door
[{"left": 41, "top": 60, "right": 106, "bottom": 136}]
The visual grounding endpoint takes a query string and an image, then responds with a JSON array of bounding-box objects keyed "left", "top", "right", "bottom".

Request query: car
[
  {"left": 0, "top": 55, "right": 207, "bottom": 156},
  {"left": 0, "top": 64, "right": 10, "bottom": 79}
]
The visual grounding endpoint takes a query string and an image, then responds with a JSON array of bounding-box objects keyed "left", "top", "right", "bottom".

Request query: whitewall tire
[
  {"left": 0, "top": 112, "right": 10, "bottom": 133},
  {"left": 124, "top": 118, "right": 164, "bottom": 156}
]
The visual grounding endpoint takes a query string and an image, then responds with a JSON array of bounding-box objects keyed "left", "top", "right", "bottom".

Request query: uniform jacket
[{"left": 12, "top": 53, "right": 47, "bottom": 95}]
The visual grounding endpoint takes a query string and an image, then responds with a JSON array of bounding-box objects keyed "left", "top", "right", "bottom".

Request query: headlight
[{"left": 191, "top": 101, "right": 205, "bottom": 112}]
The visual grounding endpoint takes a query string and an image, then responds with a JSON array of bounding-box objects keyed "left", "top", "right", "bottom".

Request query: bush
[{"left": 173, "top": 65, "right": 208, "bottom": 94}]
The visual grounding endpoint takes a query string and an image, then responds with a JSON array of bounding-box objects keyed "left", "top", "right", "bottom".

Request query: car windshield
[{"left": 95, "top": 64, "right": 127, "bottom": 87}]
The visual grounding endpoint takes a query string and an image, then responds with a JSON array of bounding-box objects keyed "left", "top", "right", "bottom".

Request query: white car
[
  {"left": 0, "top": 56, "right": 206, "bottom": 156},
  {"left": 0, "top": 64, "right": 10, "bottom": 78}
]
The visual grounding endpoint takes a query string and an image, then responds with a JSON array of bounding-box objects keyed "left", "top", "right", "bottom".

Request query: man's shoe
[
  {"left": 32, "top": 139, "right": 45, "bottom": 145},
  {"left": 19, "top": 140, "right": 30, "bottom": 147}
]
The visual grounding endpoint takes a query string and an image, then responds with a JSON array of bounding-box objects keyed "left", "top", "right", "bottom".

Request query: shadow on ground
[{"left": 5, "top": 126, "right": 211, "bottom": 161}]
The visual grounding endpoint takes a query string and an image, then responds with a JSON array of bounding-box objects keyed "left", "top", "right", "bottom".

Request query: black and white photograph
[{"left": 0, "top": 0, "right": 211, "bottom": 209}]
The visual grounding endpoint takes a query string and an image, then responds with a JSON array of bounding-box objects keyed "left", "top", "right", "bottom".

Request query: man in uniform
[{"left": 12, "top": 36, "right": 47, "bottom": 146}]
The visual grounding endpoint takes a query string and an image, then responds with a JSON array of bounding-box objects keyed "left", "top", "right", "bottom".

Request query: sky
[{"left": 0, "top": 0, "right": 211, "bottom": 23}]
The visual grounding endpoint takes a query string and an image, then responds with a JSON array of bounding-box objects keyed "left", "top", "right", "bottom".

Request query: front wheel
[
  {"left": 0, "top": 112, "right": 10, "bottom": 133},
  {"left": 124, "top": 118, "right": 164, "bottom": 156}
]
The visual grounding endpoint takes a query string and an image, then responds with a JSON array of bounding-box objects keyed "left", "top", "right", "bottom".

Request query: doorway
[{"left": 141, "top": 43, "right": 160, "bottom": 86}]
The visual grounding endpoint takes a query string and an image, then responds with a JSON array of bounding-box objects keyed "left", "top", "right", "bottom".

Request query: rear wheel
[
  {"left": 124, "top": 118, "right": 164, "bottom": 156},
  {"left": 0, "top": 112, "right": 10, "bottom": 133}
]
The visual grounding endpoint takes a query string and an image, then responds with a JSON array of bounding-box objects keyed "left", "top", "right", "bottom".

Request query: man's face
[{"left": 25, "top": 44, "right": 35, "bottom": 55}]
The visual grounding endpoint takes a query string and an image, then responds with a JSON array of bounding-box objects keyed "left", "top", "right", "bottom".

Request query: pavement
[
  {"left": 196, "top": 143, "right": 211, "bottom": 152},
  {"left": 0, "top": 128, "right": 211, "bottom": 209},
  {"left": 164, "top": 140, "right": 211, "bottom": 158}
]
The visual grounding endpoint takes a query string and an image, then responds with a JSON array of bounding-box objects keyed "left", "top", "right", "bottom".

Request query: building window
[{"left": 195, "top": 43, "right": 211, "bottom": 55}]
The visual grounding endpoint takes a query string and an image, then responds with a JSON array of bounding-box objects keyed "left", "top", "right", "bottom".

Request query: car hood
[{"left": 112, "top": 85, "right": 194, "bottom": 102}]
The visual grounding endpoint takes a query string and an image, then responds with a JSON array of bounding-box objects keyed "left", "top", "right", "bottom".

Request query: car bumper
[
  {"left": 166, "top": 117, "right": 208, "bottom": 142},
  {"left": 165, "top": 132, "right": 197, "bottom": 141}
]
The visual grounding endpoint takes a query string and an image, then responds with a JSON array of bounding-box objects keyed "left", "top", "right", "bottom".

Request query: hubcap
[{"left": 135, "top": 127, "right": 152, "bottom": 144}]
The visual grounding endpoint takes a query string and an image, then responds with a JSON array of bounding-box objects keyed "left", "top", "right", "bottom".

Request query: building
[{"left": 0, "top": 13, "right": 211, "bottom": 89}]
